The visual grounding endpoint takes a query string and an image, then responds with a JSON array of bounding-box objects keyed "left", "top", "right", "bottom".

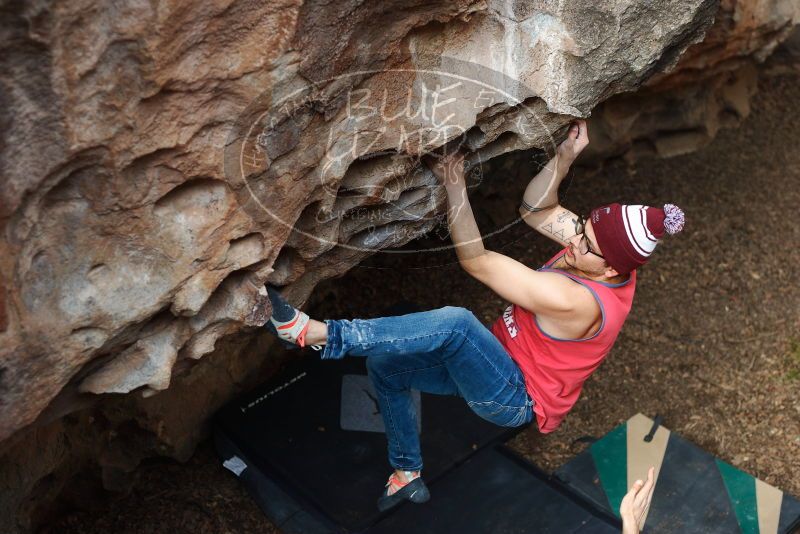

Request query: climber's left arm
[{"left": 519, "top": 120, "right": 589, "bottom": 248}]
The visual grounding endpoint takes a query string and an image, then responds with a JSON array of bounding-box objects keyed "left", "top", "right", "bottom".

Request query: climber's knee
[{"left": 435, "top": 306, "right": 477, "bottom": 332}]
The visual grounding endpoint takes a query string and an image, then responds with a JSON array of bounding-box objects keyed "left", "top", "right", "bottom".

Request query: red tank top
[{"left": 490, "top": 248, "right": 636, "bottom": 433}]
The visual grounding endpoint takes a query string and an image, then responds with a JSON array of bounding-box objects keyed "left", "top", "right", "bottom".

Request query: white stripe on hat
[
  {"left": 622, "top": 205, "right": 658, "bottom": 257},
  {"left": 639, "top": 207, "right": 657, "bottom": 242}
]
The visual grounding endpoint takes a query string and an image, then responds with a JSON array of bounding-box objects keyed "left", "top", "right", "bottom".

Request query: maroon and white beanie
[{"left": 590, "top": 203, "right": 685, "bottom": 275}]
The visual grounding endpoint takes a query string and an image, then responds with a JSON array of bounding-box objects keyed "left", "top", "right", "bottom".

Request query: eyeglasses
[{"left": 574, "top": 215, "right": 605, "bottom": 259}]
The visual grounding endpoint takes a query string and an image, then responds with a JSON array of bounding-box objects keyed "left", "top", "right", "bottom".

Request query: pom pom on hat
[
  {"left": 590, "top": 203, "right": 685, "bottom": 275},
  {"left": 663, "top": 203, "right": 685, "bottom": 235}
]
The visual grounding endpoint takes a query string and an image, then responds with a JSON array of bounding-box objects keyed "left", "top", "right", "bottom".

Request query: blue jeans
[{"left": 322, "top": 306, "right": 534, "bottom": 471}]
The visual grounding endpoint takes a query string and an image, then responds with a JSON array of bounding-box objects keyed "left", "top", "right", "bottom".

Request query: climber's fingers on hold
[
  {"left": 570, "top": 119, "right": 588, "bottom": 141},
  {"left": 424, "top": 151, "right": 464, "bottom": 179}
]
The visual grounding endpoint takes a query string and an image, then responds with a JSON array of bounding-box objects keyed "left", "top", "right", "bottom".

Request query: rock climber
[{"left": 262, "top": 120, "right": 684, "bottom": 513}]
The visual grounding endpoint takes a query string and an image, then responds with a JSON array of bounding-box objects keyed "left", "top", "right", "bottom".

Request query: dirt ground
[{"left": 45, "top": 49, "right": 800, "bottom": 533}]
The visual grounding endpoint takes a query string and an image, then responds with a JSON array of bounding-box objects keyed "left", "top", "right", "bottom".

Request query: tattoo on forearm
[
  {"left": 538, "top": 210, "right": 580, "bottom": 243},
  {"left": 539, "top": 222, "right": 568, "bottom": 241},
  {"left": 556, "top": 210, "right": 572, "bottom": 223},
  {"left": 520, "top": 199, "right": 557, "bottom": 213}
]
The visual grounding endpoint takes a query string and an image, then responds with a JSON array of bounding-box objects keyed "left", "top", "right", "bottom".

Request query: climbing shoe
[
  {"left": 377, "top": 470, "right": 430, "bottom": 512},
  {"left": 264, "top": 285, "right": 322, "bottom": 351}
]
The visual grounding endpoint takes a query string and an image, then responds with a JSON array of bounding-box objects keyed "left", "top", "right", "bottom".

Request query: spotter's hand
[
  {"left": 556, "top": 119, "right": 589, "bottom": 163},
  {"left": 620, "top": 466, "right": 656, "bottom": 534}
]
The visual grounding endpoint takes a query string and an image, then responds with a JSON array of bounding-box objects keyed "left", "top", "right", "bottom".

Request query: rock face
[
  {"left": 0, "top": 0, "right": 720, "bottom": 444},
  {"left": 584, "top": 0, "right": 800, "bottom": 163},
  {"left": 0, "top": 0, "right": 796, "bottom": 531}
]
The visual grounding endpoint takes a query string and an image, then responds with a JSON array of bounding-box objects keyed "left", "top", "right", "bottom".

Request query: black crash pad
[
  {"left": 370, "top": 445, "right": 619, "bottom": 534},
  {"left": 213, "top": 355, "right": 520, "bottom": 533}
]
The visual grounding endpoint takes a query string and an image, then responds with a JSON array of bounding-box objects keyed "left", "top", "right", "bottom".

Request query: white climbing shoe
[{"left": 268, "top": 309, "right": 322, "bottom": 351}]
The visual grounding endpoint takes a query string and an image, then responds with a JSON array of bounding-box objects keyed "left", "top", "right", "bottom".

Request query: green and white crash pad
[{"left": 554, "top": 413, "right": 800, "bottom": 533}]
